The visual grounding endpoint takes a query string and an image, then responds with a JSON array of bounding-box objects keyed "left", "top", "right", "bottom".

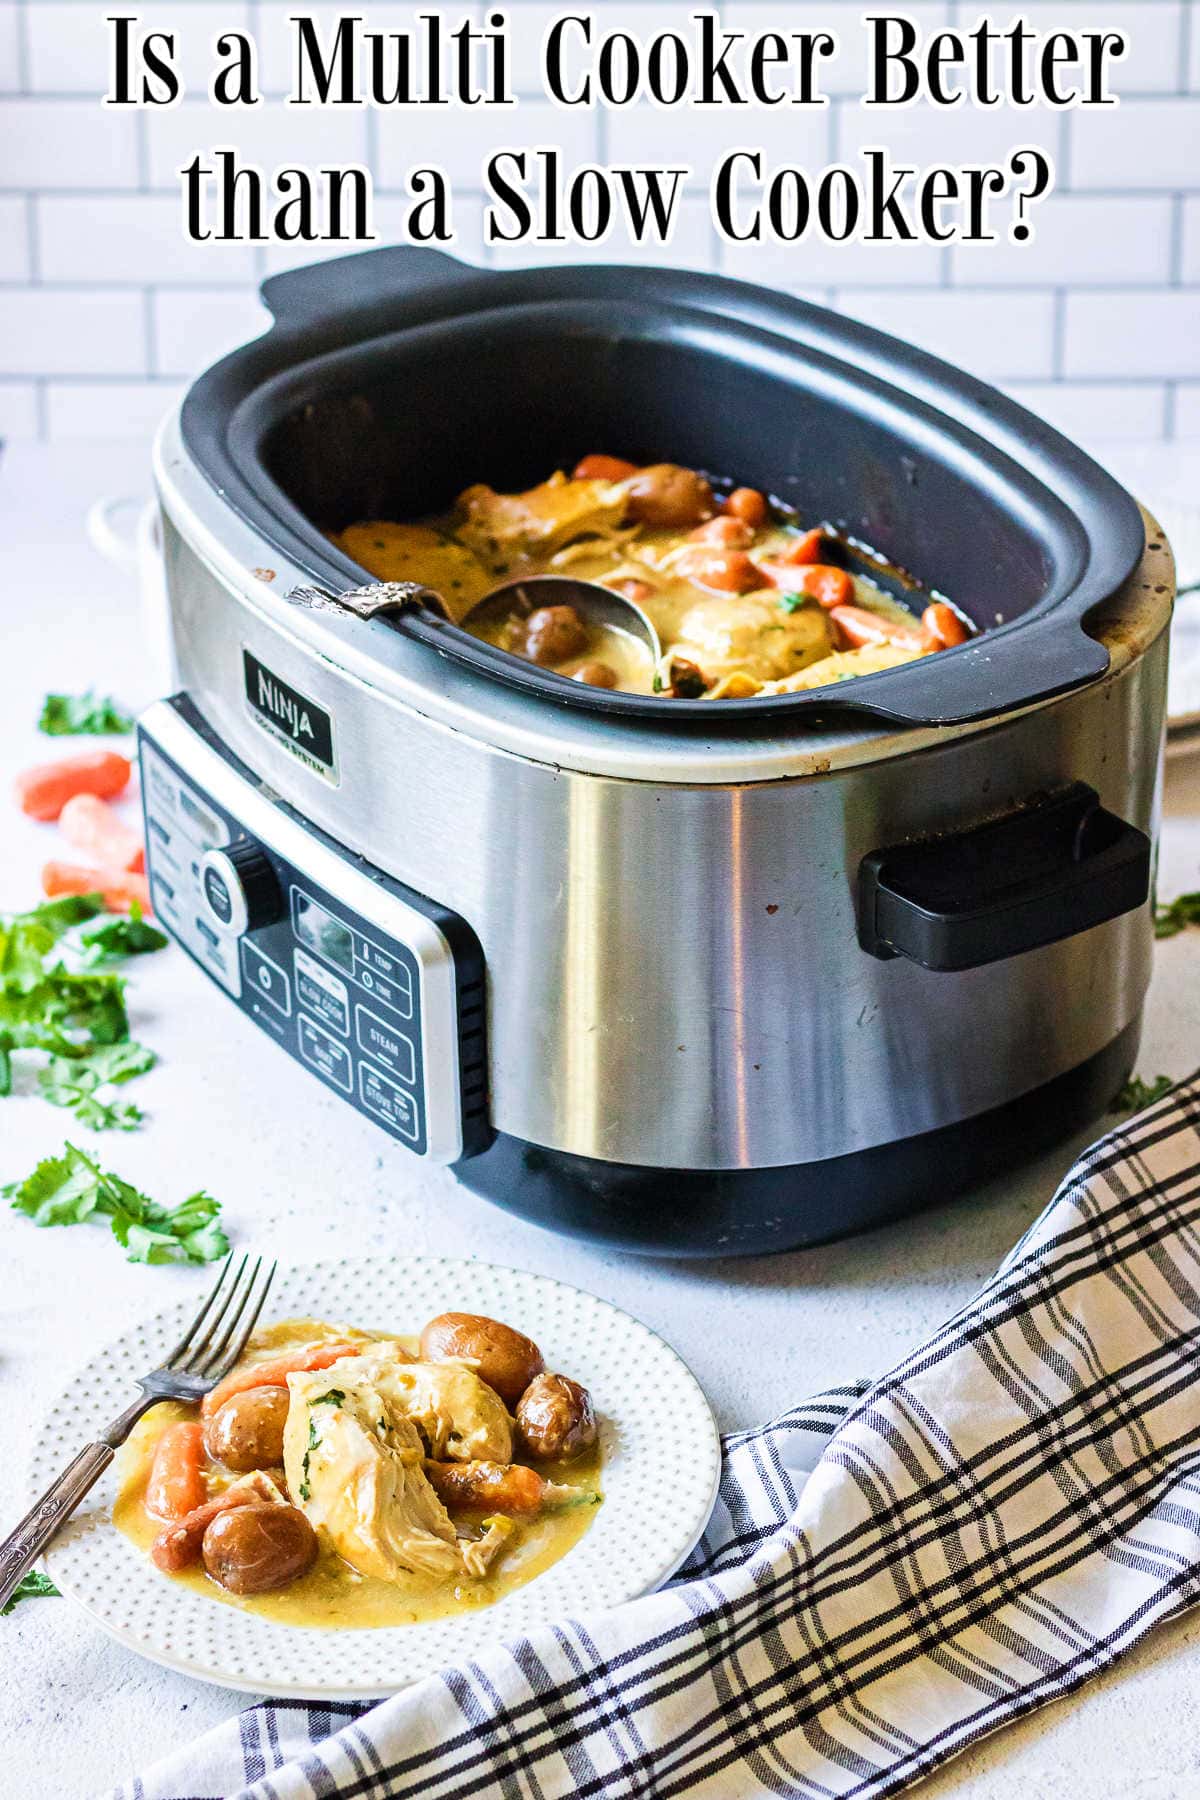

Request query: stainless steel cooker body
[{"left": 154, "top": 410, "right": 1171, "bottom": 1252}]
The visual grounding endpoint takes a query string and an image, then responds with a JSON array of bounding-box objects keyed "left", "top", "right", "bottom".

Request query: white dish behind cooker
[{"left": 31, "top": 1256, "right": 721, "bottom": 1699}]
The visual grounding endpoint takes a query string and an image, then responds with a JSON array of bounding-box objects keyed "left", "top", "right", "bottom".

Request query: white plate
[{"left": 32, "top": 1256, "right": 721, "bottom": 1699}]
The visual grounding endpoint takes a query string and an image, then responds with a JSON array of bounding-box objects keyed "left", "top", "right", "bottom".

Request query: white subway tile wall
[{"left": 0, "top": 0, "right": 1196, "bottom": 444}]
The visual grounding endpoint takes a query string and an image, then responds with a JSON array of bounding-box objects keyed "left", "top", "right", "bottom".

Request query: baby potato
[
  {"left": 204, "top": 1387, "right": 290, "bottom": 1473},
  {"left": 624, "top": 464, "right": 714, "bottom": 530},
  {"left": 202, "top": 1503, "right": 317, "bottom": 1595},
  {"left": 516, "top": 1373, "right": 597, "bottom": 1461},
  {"left": 419, "top": 1312, "right": 545, "bottom": 1404}
]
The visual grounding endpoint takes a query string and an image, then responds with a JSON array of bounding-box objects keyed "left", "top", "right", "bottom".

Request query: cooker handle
[
  {"left": 857, "top": 783, "right": 1151, "bottom": 972},
  {"left": 260, "top": 246, "right": 481, "bottom": 330}
]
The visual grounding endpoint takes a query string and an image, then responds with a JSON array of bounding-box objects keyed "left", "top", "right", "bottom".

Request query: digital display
[
  {"left": 293, "top": 891, "right": 355, "bottom": 974},
  {"left": 178, "top": 787, "right": 223, "bottom": 850}
]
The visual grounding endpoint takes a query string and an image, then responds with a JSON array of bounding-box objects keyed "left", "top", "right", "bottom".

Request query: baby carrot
[
  {"left": 830, "top": 605, "right": 928, "bottom": 653},
  {"left": 677, "top": 547, "right": 769, "bottom": 594},
  {"left": 150, "top": 1488, "right": 255, "bottom": 1572},
  {"left": 800, "top": 566, "right": 855, "bottom": 610},
  {"left": 145, "top": 1421, "right": 207, "bottom": 1523},
  {"left": 688, "top": 516, "right": 755, "bottom": 549},
  {"left": 200, "top": 1341, "right": 363, "bottom": 1419},
  {"left": 922, "top": 602, "right": 970, "bottom": 648},
  {"left": 15, "top": 749, "right": 131, "bottom": 821},
  {"left": 42, "top": 860, "right": 152, "bottom": 914},
  {"left": 425, "top": 1460, "right": 549, "bottom": 1516},
  {"left": 572, "top": 454, "right": 639, "bottom": 482},
  {"left": 59, "top": 793, "right": 145, "bottom": 873},
  {"left": 777, "top": 527, "right": 825, "bottom": 566},
  {"left": 725, "top": 487, "right": 768, "bottom": 528}
]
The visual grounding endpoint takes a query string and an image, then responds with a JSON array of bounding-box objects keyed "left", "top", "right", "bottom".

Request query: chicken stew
[
  {"left": 334, "top": 455, "right": 971, "bottom": 699},
  {"left": 115, "top": 1313, "right": 601, "bottom": 1630}
]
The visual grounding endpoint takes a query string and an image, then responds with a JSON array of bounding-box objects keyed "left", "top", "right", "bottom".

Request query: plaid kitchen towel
[{"left": 105, "top": 1075, "right": 1200, "bottom": 1800}]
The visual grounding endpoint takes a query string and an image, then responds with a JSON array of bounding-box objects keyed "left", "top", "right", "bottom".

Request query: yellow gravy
[{"left": 114, "top": 1318, "right": 603, "bottom": 1631}]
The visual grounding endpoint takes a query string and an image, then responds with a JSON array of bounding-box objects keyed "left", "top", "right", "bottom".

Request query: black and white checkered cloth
[{"left": 106, "top": 1077, "right": 1200, "bottom": 1800}]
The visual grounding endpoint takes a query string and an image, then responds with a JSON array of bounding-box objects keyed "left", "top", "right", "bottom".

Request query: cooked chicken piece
[
  {"left": 369, "top": 1350, "right": 514, "bottom": 1463},
  {"left": 766, "top": 643, "right": 917, "bottom": 691},
  {"left": 454, "top": 475, "right": 628, "bottom": 569},
  {"left": 332, "top": 522, "right": 493, "bottom": 620},
  {"left": 283, "top": 1345, "right": 516, "bottom": 1584},
  {"left": 669, "top": 593, "right": 833, "bottom": 686}
]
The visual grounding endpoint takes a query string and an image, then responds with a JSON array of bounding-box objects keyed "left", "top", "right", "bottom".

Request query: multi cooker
[{"left": 141, "top": 246, "right": 1172, "bottom": 1256}]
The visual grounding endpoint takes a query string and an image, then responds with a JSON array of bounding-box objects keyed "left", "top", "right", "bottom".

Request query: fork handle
[{"left": 0, "top": 1442, "right": 114, "bottom": 1612}]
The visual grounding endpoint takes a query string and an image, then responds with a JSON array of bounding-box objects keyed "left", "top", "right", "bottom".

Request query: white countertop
[{"left": 3, "top": 440, "right": 1200, "bottom": 1800}]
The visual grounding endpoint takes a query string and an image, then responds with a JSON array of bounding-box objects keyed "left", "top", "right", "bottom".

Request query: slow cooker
[{"left": 141, "top": 246, "right": 1172, "bottom": 1256}]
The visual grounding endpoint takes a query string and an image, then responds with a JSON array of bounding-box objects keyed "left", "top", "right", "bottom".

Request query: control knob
[{"left": 199, "top": 840, "right": 282, "bottom": 936}]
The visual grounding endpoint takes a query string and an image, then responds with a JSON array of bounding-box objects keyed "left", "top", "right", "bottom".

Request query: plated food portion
[
  {"left": 334, "top": 454, "right": 971, "bottom": 700},
  {"left": 116, "top": 1310, "right": 601, "bottom": 1629}
]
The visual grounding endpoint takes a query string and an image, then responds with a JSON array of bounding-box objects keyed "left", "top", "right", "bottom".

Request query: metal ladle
[{"left": 460, "top": 575, "right": 663, "bottom": 666}]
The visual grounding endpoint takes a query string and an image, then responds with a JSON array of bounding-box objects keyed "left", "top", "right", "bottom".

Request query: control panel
[{"left": 137, "top": 698, "right": 489, "bottom": 1163}]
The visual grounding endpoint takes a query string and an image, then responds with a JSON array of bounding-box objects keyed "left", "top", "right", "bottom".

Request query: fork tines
[{"left": 161, "top": 1254, "right": 277, "bottom": 1388}]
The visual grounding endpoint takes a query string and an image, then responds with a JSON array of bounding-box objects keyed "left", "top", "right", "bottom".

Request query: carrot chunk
[
  {"left": 200, "top": 1341, "right": 364, "bottom": 1420},
  {"left": 572, "top": 455, "right": 639, "bottom": 482},
  {"left": 41, "top": 860, "right": 151, "bottom": 914},
  {"left": 59, "top": 793, "right": 145, "bottom": 873},
  {"left": 15, "top": 750, "right": 131, "bottom": 821},
  {"left": 145, "top": 1421, "right": 207, "bottom": 1523}
]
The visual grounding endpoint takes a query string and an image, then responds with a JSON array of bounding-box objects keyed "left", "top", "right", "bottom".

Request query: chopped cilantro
[
  {"left": 79, "top": 904, "right": 167, "bottom": 967},
  {"left": 299, "top": 1414, "right": 322, "bottom": 1501},
  {"left": 4, "top": 1142, "right": 226, "bottom": 1265},
  {"left": 1110, "top": 1073, "right": 1174, "bottom": 1114},
  {"left": 38, "top": 691, "right": 133, "bottom": 736},
  {"left": 651, "top": 673, "right": 664, "bottom": 694},
  {"left": 310, "top": 1389, "right": 345, "bottom": 1408},
  {"left": 2, "top": 1571, "right": 60, "bottom": 1616},
  {"left": 0, "top": 970, "right": 128, "bottom": 1055},
  {"left": 777, "top": 593, "right": 807, "bottom": 613},
  {"left": 0, "top": 892, "right": 161, "bottom": 1114},
  {"left": 1154, "top": 890, "right": 1200, "bottom": 939},
  {"left": 38, "top": 1041, "right": 156, "bottom": 1131}
]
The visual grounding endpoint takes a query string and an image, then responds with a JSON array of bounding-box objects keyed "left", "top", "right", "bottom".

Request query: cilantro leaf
[
  {"left": 38, "top": 1045, "right": 153, "bottom": 1131},
  {"left": 6, "top": 1144, "right": 227, "bottom": 1264},
  {"left": 23, "top": 895, "right": 107, "bottom": 937},
  {"left": 79, "top": 906, "right": 167, "bottom": 967},
  {"left": 0, "top": 892, "right": 160, "bottom": 1126},
  {"left": 777, "top": 592, "right": 807, "bottom": 613},
  {"left": 1, "top": 1571, "right": 60, "bottom": 1616},
  {"left": 1154, "top": 890, "right": 1200, "bottom": 939},
  {"left": 0, "top": 971, "right": 129, "bottom": 1054},
  {"left": 39, "top": 1041, "right": 155, "bottom": 1113},
  {"left": 0, "top": 897, "right": 107, "bottom": 991},
  {"left": 5, "top": 1147, "right": 106, "bottom": 1226},
  {"left": 39, "top": 691, "right": 134, "bottom": 736},
  {"left": 1110, "top": 1073, "right": 1174, "bottom": 1113}
]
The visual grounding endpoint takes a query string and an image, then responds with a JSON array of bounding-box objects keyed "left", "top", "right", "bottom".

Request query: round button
[{"left": 199, "top": 840, "right": 282, "bottom": 936}]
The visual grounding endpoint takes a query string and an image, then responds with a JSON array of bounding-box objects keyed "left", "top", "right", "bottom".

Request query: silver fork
[{"left": 0, "top": 1253, "right": 276, "bottom": 1612}]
